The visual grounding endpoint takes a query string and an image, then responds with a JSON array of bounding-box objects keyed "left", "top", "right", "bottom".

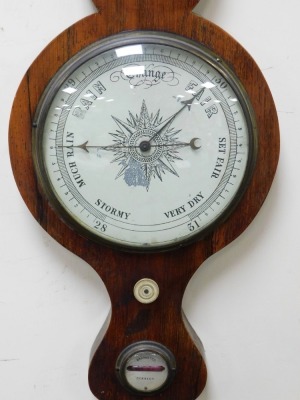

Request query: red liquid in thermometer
[{"left": 127, "top": 365, "right": 166, "bottom": 372}]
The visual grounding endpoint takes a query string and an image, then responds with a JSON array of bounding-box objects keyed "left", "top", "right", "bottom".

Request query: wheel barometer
[{"left": 9, "top": 0, "right": 279, "bottom": 398}]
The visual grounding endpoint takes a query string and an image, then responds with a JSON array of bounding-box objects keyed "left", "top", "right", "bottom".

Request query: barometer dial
[{"left": 33, "top": 31, "right": 256, "bottom": 251}]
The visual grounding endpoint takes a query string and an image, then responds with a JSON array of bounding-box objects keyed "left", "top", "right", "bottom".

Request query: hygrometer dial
[{"left": 115, "top": 341, "right": 176, "bottom": 395}]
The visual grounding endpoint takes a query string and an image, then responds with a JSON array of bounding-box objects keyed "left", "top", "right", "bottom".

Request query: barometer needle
[
  {"left": 58, "top": 138, "right": 201, "bottom": 152},
  {"left": 57, "top": 90, "right": 204, "bottom": 154},
  {"left": 148, "top": 87, "right": 205, "bottom": 143}
]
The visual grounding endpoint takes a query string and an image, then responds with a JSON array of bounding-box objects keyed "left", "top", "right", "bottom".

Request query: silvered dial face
[{"left": 33, "top": 32, "right": 256, "bottom": 251}]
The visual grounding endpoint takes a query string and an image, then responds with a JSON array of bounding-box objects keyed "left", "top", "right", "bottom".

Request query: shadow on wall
[{"left": 194, "top": 0, "right": 225, "bottom": 20}]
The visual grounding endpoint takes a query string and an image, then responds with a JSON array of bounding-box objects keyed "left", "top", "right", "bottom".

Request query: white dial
[{"left": 33, "top": 32, "right": 256, "bottom": 251}]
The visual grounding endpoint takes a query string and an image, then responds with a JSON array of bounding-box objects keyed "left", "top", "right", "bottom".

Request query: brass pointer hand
[{"left": 59, "top": 137, "right": 201, "bottom": 153}]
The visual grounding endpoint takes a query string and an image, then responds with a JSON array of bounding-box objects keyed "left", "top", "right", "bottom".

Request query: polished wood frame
[{"left": 9, "top": 1, "right": 279, "bottom": 399}]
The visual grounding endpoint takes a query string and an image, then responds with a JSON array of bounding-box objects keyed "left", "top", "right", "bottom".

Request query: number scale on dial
[{"left": 35, "top": 34, "right": 254, "bottom": 251}]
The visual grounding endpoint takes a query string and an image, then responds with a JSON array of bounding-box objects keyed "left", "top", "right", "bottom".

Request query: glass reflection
[{"left": 116, "top": 45, "right": 143, "bottom": 57}]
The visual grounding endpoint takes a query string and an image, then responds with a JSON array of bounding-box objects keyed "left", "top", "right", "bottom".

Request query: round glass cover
[
  {"left": 115, "top": 341, "right": 176, "bottom": 394},
  {"left": 124, "top": 350, "right": 169, "bottom": 393},
  {"left": 33, "top": 31, "right": 257, "bottom": 251}
]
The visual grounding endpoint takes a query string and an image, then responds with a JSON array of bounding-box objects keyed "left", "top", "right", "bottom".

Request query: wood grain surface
[{"left": 9, "top": 0, "right": 279, "bottom": 399}]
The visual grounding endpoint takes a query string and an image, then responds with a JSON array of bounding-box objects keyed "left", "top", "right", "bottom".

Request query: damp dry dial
[{"left": 115, "top": 341, "right": 176, "bottom": 394}]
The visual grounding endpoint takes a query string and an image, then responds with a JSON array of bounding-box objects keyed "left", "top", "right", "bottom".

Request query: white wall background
[{"left": 0, "top": 0, "right": 299, "bottom": 399}]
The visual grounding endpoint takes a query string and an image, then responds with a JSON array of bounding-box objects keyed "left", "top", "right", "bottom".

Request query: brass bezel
[{"left": 32, "top": 31, "right": 258, "bottom": 253}]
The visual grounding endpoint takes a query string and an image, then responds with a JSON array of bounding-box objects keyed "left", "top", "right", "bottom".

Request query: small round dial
[
  {"left": 115, "top": 341, "right": 176, "bottom": 394},
  {"left": 33, "top": 31, "right": 257, "bottom": 251}
]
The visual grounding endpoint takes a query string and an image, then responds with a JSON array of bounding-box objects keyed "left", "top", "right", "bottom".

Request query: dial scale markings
[{"left": 35, "top": 34, "right": 254, "bottom": 250}]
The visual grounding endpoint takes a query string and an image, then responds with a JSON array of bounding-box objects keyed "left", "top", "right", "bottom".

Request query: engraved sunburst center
[{"left": 110, "top": 100, "right": 182, "bottom": 190}]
